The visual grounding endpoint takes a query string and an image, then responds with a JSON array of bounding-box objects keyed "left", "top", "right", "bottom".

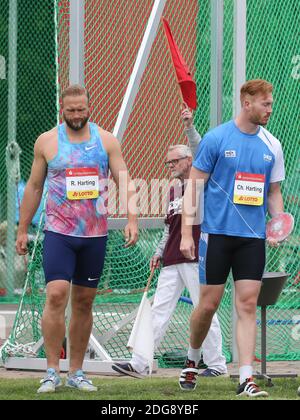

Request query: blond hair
[{"left": 240, "top": 79, "right": 273, "bottom": 103}]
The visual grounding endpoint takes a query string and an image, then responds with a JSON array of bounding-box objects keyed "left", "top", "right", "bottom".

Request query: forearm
[
  {"left": 181, "top": 207, "right": 194, "bottom": 238},
  {"left": 182, "top": 169, "right": 206, "bottom": 236},
  {"left": 180, "top": 197, "right": 195, "bottom": 260},
  {"left": 154, "top": 224, "right": 169, "bottom": 257},
  {"left": 18, "top": 184, "right": 44, "bottom": 233},
  {"left": 127, "top": 181, "right": 138, "bottom": 223},
  {"left": 267, "top": 187, "right": 284, "bottom": 217},
  {"left": 115, "top": 169, "right": 138, "bottom": 222},
  {"left": 185, "top": 126, "right": 201, "bottom": 158},
  {"left": 181, "top": 182, "right": 195, "bottom": 239},
  {"left": 122, "top": 175, "right": 139, "bottom": 246}
]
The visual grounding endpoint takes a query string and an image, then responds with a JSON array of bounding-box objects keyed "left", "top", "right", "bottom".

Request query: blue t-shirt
[{"left": 193, "top": 120, "right": 285, "bottom": 239}]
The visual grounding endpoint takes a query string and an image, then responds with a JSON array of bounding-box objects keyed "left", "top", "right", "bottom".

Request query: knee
[
  {"left": 46, "top": 290, "right": 68, "bottom": 312},
  {"left": 236, "top": 297, "right": 257, "bottom": 317},
  {"left": 198, "top": 300, "right": 219, "bottom": 318},
  {"left": 72, "top": 296, "right": 94, "bottom": 313}
]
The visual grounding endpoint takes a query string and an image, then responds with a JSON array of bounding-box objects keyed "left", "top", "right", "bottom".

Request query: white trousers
[{"left": 131, "top": 263, "right": 227, "bottom": 373}]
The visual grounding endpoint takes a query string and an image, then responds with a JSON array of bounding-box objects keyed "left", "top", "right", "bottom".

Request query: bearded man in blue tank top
[
  {"left": 179, "top": 79, "right": 285, "bottom": 397},
  {"left": 16, "top": 85, "right": 138, "bottom": 393}
]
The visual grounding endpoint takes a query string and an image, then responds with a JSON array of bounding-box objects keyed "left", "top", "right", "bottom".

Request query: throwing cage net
[{"left": 0, "top": 0, "right": 299, "bottom": 368}]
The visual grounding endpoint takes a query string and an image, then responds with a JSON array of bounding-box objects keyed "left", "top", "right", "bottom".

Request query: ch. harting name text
[{"left": 237, "top": 185, "right": 262, "bottom": 193}]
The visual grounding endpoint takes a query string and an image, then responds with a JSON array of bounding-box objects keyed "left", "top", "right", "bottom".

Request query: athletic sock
[
  {"left": 187, "top": 346, "right": 201, "bottom": 365},
  {"left": 239, "top": 365, "right": 253, "bottom": 384}
]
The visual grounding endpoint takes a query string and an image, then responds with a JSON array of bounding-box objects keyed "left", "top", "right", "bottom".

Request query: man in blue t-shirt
[
  {"left": 112, "top": 106, "right": 227, "bottom": 379},
  {"left": 178, "top": 79, "right": 285, "bottom": 397}
]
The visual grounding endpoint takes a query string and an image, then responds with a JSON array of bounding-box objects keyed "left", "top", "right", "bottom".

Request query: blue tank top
[{"left": 44, "top": 122, "right": 109, "bottom": 237}]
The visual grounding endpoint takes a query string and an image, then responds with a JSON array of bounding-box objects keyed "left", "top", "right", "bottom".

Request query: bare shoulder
[
  {"left": 35, "top": 127, "right": 57, "bottom": 147},
  {"left": 35, "top": 127, "right": 58, "bottom": 156},
  {"left": 97, "top": 126, "right": 120, "bottom": 153}
]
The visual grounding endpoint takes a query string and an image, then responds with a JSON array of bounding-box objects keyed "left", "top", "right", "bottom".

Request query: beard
[
  {"left": 170, "top": 170, "right": 181, "bottom": 179},
  {"left": 249, "top": 113, "right": 270, "bottom": 127},
  {"left": 63, "top": 114, "right": 89, "bottom": 131}
]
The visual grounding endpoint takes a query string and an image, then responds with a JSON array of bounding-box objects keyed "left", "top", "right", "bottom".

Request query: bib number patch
[
  {"left": 233, "top": 172, "right": 265, "bottom": 206},
  {"left": 66, "top": 167, "right": 99, "bottom": 200}
]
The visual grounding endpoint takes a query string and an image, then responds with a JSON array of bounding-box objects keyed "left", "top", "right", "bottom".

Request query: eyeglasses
[{"left": 164, "top": 156, "right": 188, "bottom": 168}]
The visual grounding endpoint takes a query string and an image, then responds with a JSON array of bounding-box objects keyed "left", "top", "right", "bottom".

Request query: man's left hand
[{"left": 266, "top": 237, "right": 280, "bottom": 248}]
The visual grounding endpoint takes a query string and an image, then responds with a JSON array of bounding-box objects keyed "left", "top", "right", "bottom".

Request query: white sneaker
[
  {"left": 236, "top": 377, "right": 268, "bottom": 398},
  {"left": 37, "top": 368, "right": 62, "bottom": 394},
  {"left": 66, "top": 370, "right": 97, "bottom": 392}
]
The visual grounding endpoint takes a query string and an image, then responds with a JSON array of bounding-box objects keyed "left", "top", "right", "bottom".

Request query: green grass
[{"left": 0, "top": 377, "right": 299, "bottom": 400}]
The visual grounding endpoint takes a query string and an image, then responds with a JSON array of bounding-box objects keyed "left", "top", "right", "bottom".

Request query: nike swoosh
[
  {"left": 85, "top": 145, "right": 97, "bottom": 151},
  {"left": 88, "top": 277, "right": 99, "bottom": 281}
]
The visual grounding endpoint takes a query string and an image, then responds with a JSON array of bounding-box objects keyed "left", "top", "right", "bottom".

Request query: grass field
[{"left": 0, "top": 377, "right": 299, "bottom": 400}]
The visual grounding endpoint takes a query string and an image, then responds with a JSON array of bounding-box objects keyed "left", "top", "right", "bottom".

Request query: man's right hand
[
  {"left": 150, "top": 255, "right": 161, "bottom": 270},
  {"left": 180, "top": 236, "right": 196, "bottom": 260},
  {"left": 16, "top": 232, "right": 28, "bottom": 255},
  {"left": 181, "top": 102, "right": 193, "bottom": 129}
]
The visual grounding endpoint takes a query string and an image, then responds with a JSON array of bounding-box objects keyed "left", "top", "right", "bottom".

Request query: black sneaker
[
  {"left": 237, "top": 377, "right": 269, "bottom": 398},
  {"left": 179, "top": 359, "right": 199, "bottom": 391},
  {"left": 199, "top": 368, "right": 226, "bottom": 377},
  {"left": 111, "top": 362, "right": 145, "bottom": 379}
]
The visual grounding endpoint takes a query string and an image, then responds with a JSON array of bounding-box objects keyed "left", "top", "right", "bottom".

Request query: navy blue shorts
[{"left": 43, "top": 231, "right": 107, "bottom": 288}]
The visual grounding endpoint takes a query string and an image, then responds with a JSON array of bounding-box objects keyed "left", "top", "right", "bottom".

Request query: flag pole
[
  {"left": 127, "top": 267, "right": 156, "bottom": 373},
  {"left": 145, "top": 267, "right": 156, "bottom": 293}
]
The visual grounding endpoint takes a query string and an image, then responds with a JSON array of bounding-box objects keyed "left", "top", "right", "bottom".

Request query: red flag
[{"left": 162, "top": 17, "right": 197, "bottom": 110}]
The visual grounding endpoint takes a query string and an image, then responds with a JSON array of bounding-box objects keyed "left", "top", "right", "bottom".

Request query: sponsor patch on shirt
[
  {"left": 66, "top": 167, "right": 99, "bottom": 200},
  {"left": 264, "top": 154, "right": 272, "bottom": 162},
  {"left": 225, "top": 150, "right": 236, "bottom": 158},
  {"left": 233, "top": 172, "right": 265, "bottom": 206}
]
